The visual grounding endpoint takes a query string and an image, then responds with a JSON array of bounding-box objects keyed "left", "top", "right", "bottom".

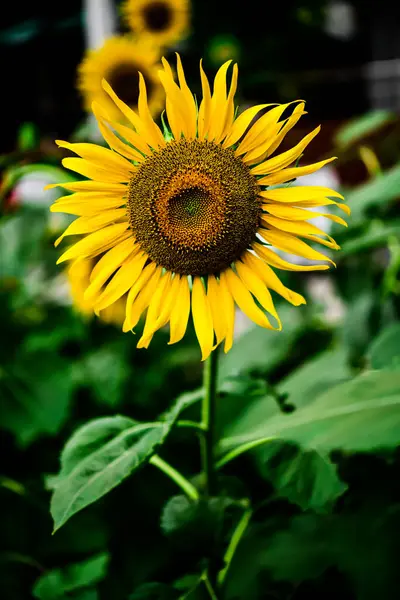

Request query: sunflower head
[
  {"left": 122, "top": 0, "right": 190, "bottom": 47},
  {"left": 77, "top": 36, "right": 164, "bottom": 121},
  {"left": 50, "top": 54, "right": 349, "bottom": 361}
]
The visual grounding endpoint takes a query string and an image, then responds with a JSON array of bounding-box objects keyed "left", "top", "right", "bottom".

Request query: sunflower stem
[{"left": 201, "top": 348, "right": 219, "bottom": 497}]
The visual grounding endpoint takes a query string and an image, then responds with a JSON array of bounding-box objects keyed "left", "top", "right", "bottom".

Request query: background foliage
[{"left": 1, "top": 1, "right": 400, "bottom": 598}]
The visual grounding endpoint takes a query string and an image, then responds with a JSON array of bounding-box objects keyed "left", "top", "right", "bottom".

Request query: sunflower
[
  {"left": 49, "top": 55, "right": 349, "bottom": 360},
  {"left": 122, "top": 0, "right": 189, "bottom": 48},
  {"left": 68, "top": 258, "right": 126, "bottom": 326},
  {"left": 77, "top": 36, "right": 164, "bottom": 122}
]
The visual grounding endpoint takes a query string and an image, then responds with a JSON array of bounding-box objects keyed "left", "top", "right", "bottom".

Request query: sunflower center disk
[
  {"left": 142, "top": 2, "right": 172, "bottom": 31},
  {"left": 127, "top": 139, "right": 260, "bottom": 276}
]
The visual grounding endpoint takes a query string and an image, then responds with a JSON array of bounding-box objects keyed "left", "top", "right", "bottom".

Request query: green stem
[
  {"left": 202, "top": 572, "right": 219, "bottom": 600},
  {"left": 176, "top": 419, "right": 206, "bottom": 432},
  {"left": 201, "top": 349, "right": 219, "bottom": 496},
  {"left": 217, "top": 507, "right": 253, "bottom": 587},
  {"left": 149, "top": 455, "right": 199, "bottom": 501}
]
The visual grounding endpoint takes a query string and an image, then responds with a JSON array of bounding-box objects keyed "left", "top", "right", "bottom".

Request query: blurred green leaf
[
  {"left": 80, "top": 344, "right": 129, "bottom": 407},
  {"left": 17, "top": 122, "right": 38, "bottom": 151},
  {"left": 226, "top": 509, "right": 400, "bottom": 600},
  {"left": 255, "top": 442, "right": 346, "bottom": 512},
  {"left": 161, "top": 495, "right": 233, "bottom": 551},
  {"left": 219, "top": 305, "right": 303, "bottom": 380},
  {"left": 51, "top": 391, "right": 199, "bottom": 531},
  {"left": 219, "top": 369, "right": 400, "bottom": 456},
  {"left": 32, "top": 553, "right": 108, "bottom": 599},
  {"left": 0, "top": 353, "right": 74, "bottom": 446},
  {"left": 368, "top": 323, "right": 400, "bottom": 370},
  {"left": 345, "top": 166, "right": 400, "bottom": 224},
  {"left": 0, "top": 213, "right": 46, "bottom": 279},
  {"left": 341, "top": 221, "right": 400, "bottom": 255},
  {"left": 335, "top": 110, "right": 395, "bottom": 147}
]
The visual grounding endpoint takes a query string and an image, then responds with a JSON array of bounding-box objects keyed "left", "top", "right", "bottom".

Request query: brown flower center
[
  {"left": 127, "top": 139, "right": 261, "bottom": 276},
  {"left": 142, "top": 1, "right": 172, "bottom": 32}
]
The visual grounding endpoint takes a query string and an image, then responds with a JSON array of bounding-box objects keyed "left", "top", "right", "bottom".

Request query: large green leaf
[
  {"left": 219, "top": 369, "right": 400, "bottom": 455},
  {"left": 51, "top": 393, "right": 197, "bottom": 532},
  {"left": 368, "top": 323, "right": 400, "bottom": 370},
  {"left": 0, "top": 353, "right": 74, "bottom": 446},
  {"left": 334, "top": 110, "right": 395, "bottom": 147},
  {"left": 32, "top": 553, "right": 108, "bottom": 599}
]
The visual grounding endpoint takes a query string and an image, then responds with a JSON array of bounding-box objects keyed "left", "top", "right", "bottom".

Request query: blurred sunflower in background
[
  {"left": 122, "top": 0, "right": 190, "bottom": 47},
  {"left": 68, "top": 258, "right": 126, "bottom": 326},
  {"left": 50, "top": 55, "right": 348, "bottom": 360},
  {"left": 77, "top": 35, "right": 164, "bottom": 121}
]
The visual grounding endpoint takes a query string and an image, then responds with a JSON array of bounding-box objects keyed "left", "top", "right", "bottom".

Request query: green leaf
[
  {"left": 226, "top": 509, "right": 400, "bottom": 600},
  {"left": 368, "top": 323, "right": 400, "bottom": 370},
  {"left": 80, "top": 344, "right": 129, "bottom": 407},
  {"left": 219, "top": 304, "right": 303, "bottom": 380},
  {"left": 219, "top": 370, "right": 400, "bottom": 455},
  {"left": 17, "top": 122, "right": 38, "bottom": 151},
  {"left": 255, "top": 442, "right": 347, "bottom": 512},
  {"left": 32, "top": 553, "right": 109, "bottom": 599},
  {"left": 51, "top": 392, "right": 196, "bottom": 532},
  {"left": 345, "top": 165, "right": 400, "bottom": 224},
  {"left": 334, "top": 110, "right": 395, "bottom": 147},
  {"left": 341, "top": 221, "right": 400, "bottom": 256},
  {"left": 0, "top": 353, "right": 74, "bottom": 446},
  {"left": 161, "top": 495, "right": 233, "bottom": 551}
]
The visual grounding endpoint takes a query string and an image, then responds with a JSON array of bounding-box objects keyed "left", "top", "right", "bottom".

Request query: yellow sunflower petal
[
  {"left": 262, "top": 203, "right": 348, "bottom": 227},
  {"left": 54, "top": 209, "right": 127, "bottom": 247},
  {"left": 51, "top": 194, "right": 126, "bottom": 216},
  {"left": 159, "top": 67, "right": 188, "bottom": 139},
  {"left": 244, "top": 252, "right": 306, "bottom": 306},
  {"left": 94, "top": 251, "right": 147, "bottom": 312},
  {"left": 141, "top": 273, "right": 182, "bottom": 342},
  {"left": 254, "top": 242, "right": 329, "bottom": 272},
  {"left": 219, "top": 63, "right": 239, "bottom": 142},
  {"left": 259, "top": 228, "right": 335, "bottom": 265},
  {"left": 257, "top": 158, "right": 336, "bottom": 186},
  {"left": 138, "top": 73, "right": 166, "bottom": 149},
  {"left": 266, "top": 102, "right": 307, "bottom": 158},
  {"left": 192, "top": 277, "right": 214, "bottom": 361},
  {"left": 92, "top": 102, "right": 145, "bottom": 163},
  {"left": 123, "top": 262, "right": 158, "bottom": 331},
  {"left": 102, "top": 79, "right": 143, "bottom": 131},
  {"left": 222, "top": 103, "right": 275, "bottom": 148},
  {"left": 198, "top": 60, "right": 212, "bottom": 140},
  {"left": 62, "top": 157, "right": 130, "bottom": 183},
  {"left": 250, "top": 126, "right": 321, "bottom": 175},
  {"left": 208, "top": 61, "right": 232, "bottom": 141},
  {"left": 176, "top": 54, "right": 197, "bottom": 138},
  {"left": 137, "top": 272, "right": 172, "bottom": 348},
  {"left": 45, "top": 181, "right": 127, "bottom": 193},
  {"left": 236, "top": 101, "right": 303, "bottom": 156},
  {"left": 218, "top": 274, "right": 235, "bottom": 353},
  {"left": 85, "top": 239, "right": 137, "bottom": 303},
  {"left": 56, "top": 140, "right": 134, "bottom": 177},
  {"left": 222, "top": 268, "right": 275, "bottom": 330},
  {"left": 261, "top": 215, "right": 339, "bottom": 243},
  {"left": 125, "top": 266, "right": 163, "bottom": 331},
  {"left": 56, "top": 223, "right": 129, "bottom": 264},
  {"left": 259, "top": 186, "right": 344, "bottom": 202},
  {"left": 235, "top": 260, "right": 281, "bottom": 328},
  {"left": 169, "top": 276, "right": 191, "bottom": 345},
  {"left": 207, "top": 274, "right": 226, "bottom": 347}
]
